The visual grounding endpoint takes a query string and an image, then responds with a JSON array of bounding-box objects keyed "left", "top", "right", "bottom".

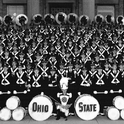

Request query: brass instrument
[
  {"left": 3, "top": 14, "right": 13, "bottom": 25},
  {"left": 67, "top": 13, "right": 78, "bottom": 24},
  {"left": 105, "top": 15, "right": 114, "bottom": 24},
  {"left": 116, "top": 15, "right": 124, "bottom": 24},
  {"left": 44, "top": 14, "right": 55, "bottom": 24},
  {"left": 79, "top": 15, "right": 89, "bottom": 25},
  {"left": 95, "top": 14, "right": 104, "bottom": 24},
  {"left": 55, "top": 12, "right": 67, "bottom": 24},
  {"left": 16, "top": 14, "right": 28, "bottom": 26},
  {"left": 33, "top": 14, "right": 43, "bottom": 25}
]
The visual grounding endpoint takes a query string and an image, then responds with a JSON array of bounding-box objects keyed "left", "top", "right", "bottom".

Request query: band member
[
  {"left": 66, "top": 62, "right": 74, "bottom": 80},
  {"left": 103, "top": 42, "right": 110, "bottom": 59},
  {"left": 31, "top": 65, "right": 42, "bottom": 88},
  {"left": 11, "top": 42, "right": 19, "bottom": 60},
  {"left": 91, "top": 38, "right": 98, "bottom": 53},
  {"left": 7, "top": 40, "right": 13, "bottom": 52},
  {"left": 0, "top": 42, "right": 4, "bottom": 57},
  {"left": 110, "top": 62, "right": 120, "bottom": 85},
  {"left": 79, "top": 66, "right": 92, "bottom": 94},
  {"left": 98, "top": 43, "right": 106, "bottom": 62},
  {"left": 58, "top": 61, "right": 66, "bottom": 77},
  {"left": 13, "top": 63, "right": 28, "bottom": 94},
  {"left": 36, "top": 33, "right": 43, "bottom": 43},
  {"left": 73, "top": 60, "right": 81, "bottom": 81},
  {"left": 93, "top": 65, "right": 107, "bottom": 115},
  {"left": 108, "top": 62, "right": 123, "bottom": 106},
  {"left": 49, "top": 54, "right": 58, "bottom": 68},
  {"left": 1, "top": 64, "right": 11, "bottom": 87},
  {"left": 26, "top": 45, "right": 34, "bottom": 63},
  {"left": 89, "top": 63, "right": 97, "bottom": 79},
  {"left": 42, "top": 40, "right": 49, "bottom": 55},
  {"left": 73, "top": 43, "right": 81, "bottom": 60},
  {"left": 85, "top": 45, "right": 93, "bottom": 70},
  {"left": 55, "top": 39, "right": 62, "bottom": 54},
  {"left": 0, "top": 64, "right": 12, "bottom": 108},
  {"left": 10, "top": 58, "right": 18, "bottom": 76},
  {"left": 56, "top": 77, "right": 72, "bottom": 121},
  {"left": 2, "top": 48, "right": 11, "bottom": 65},
  {"left": 19, "top": 39, "right": 26, "bottom": 51},
  {"left": 39, "top": 59, "right": 49, "bottom": 86},
  {"left": 116, "top": 37, "right": 124, "bottom": 55},
  {"left": 34, "top": 52, "right": 42, "bottom": 66},
  {"left": 26, "top": 62, "right": 33, "bottom": 83},
  {"left": 31, "top": 40, "right": 39, "bottom": 53},
  {"left": 48, "top": 66, "right": 59, "bottom": 87},
  {"left": 18, "top": 51, "right": 26, "bottom": 66}
]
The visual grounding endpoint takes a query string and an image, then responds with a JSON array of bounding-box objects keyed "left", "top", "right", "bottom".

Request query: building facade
[{"left": 0, "top": 0, "right": 123, "bottom": 23}]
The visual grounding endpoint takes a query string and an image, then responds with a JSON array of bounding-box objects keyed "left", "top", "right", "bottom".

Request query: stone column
[
  {"left": 82, "top": 0, "right": 95, "bottom": 21},
  {"left": 27, "top": 0, "right": 40, "bottom": 23},
  {"left": 79, "top": 0, "right": 83, "bottom": 16},
  {"left": 118, "top": 0, "right": 123, "bottom": 15}
]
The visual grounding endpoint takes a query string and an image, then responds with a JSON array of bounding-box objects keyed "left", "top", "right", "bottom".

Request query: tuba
[
  {"left": 116, "top": 15, "right": 124, "bottom": 24},
  {"left": 95, "top": 14, "right": 104, "bottom": 24},
  {"left": 3, "top": 14, "right": 13, "bottom": 25},
  {"left": 67, "top": 13, "right": 78, "bottom": 24},
  {"left": 79, "top": 15, "right": 89, "bottom": 26},
  {"left": 55, "top": 12, "right": 67, "bottom": 25},
  {"left": 105, "top": 15, "right": 114, "bottom": 24},
  {"left": 33, "top": 14, "right": 43, "bottom": 25},
  {"left": 16, "top": 14, "right": 28, "bottom": 26},
  {"left": 44, "top": 14, "right": 55, "bottom": 24}
]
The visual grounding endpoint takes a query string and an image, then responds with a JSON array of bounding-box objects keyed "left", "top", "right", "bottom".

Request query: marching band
[{"left": 0, "top": 12, "right": 124, "bottom": 120}]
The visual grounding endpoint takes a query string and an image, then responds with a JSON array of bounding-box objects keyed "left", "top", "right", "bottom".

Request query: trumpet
[
  {"left": 67, "top": 13, "right": 78, "bottom": 24},
  {"left": 116, "top": 15, "right": 124, "bottom": 24},
  {"left": 33, "top": 14, "right": 43, "bottom": 25},
  {"left": 44, "top": 14, "right": 55, "bottom": 24},
  {"left": 55, "top": 12, "right": 67, "bottom": 25},
  {"left": 16, "top": 14, "right": 28, "bottom": 26},
  {"left": 3, "top": 14, "right": 13, "bottom": 25},
  {"left": 79, "top": 15, "right": 89, "bottom": 25},
  {"left": 105, "top": 15, "right": 114, "bottom": 24},
  {"left": 95, "top": 14, "right": 104, "bottom": 24}
]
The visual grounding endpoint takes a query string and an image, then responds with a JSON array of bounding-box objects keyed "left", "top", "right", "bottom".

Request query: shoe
[
  {"left": 65, "top": 118, "right": 68, "bottom": 121},
  {"left": 99, "top": 113, "right": 105, "bottom": 116},
  {"left": 56, "top": 117, "right": 60, "bottom": 120},
  {"left": 69, "top": 113, "right": 75, "bottom": 116},
  {"left": 52, "top": 113, "right": 57, "bottom": 116}
]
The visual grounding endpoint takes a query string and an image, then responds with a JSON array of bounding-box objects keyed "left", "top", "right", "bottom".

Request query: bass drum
[
  {"left": 28, "top": 94, "right": 53, "bottom": 121},
  {"left": 120, "top": 109, "right": 124, "bottom": 119},
  {"left": 0, "top": 107, "right": 11, "bottom": 121},
  {"left": 74, "top": 94, "right": 100, "bottom": 120},
  {"left": 6, "top": 96, "right": 20, "bottom": 110},
  {"left": 113, "top": 96, "right": 124, "bottom": 110},
  {"left": 12, "top": 107, "right": 26, "bottom": 121},
  {"left": 106, "top": 106, "right": 120, "bottom": 120}
]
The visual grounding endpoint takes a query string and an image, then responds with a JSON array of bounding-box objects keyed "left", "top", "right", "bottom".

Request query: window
[
  {"left": 7, "top": 5, "right": 24, "bottom": 16},
  {"left": 49, "top": 3, "right": 73, "bottom": 16},
  {"left": 97, "top": 6, "right": 115, "bottom": 17}
]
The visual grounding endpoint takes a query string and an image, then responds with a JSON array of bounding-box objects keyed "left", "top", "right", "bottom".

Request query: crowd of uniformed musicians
[{"left": 0, "top": 14, "right": 124, "bottom": 114}]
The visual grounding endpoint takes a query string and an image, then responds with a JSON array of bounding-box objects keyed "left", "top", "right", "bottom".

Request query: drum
[
  {"left": 6, "top": 96, "right": 20, "bottom": 110},
  {"left": 74, "top": 94, "right": 100, "bottom": 120},
  {"left": 113, "top": 96, "right": 124, "bottom": 110},
  {"left": 12, "top": 107, "right": 26, "bottom": 121},
  {"left": 106, "top": 106, "right": 120, "bottom": 120},
  {"left": 120, "top": 109, "right": 124, "bottom": 119},
  {"left": 0, "top": 107, "right": 11, "bottom": 121},
  {"left": 28, "top": 94, "right": 53, "bottom": 121}
]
